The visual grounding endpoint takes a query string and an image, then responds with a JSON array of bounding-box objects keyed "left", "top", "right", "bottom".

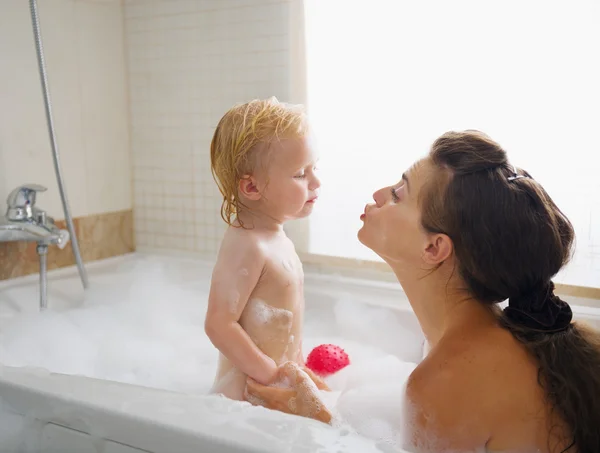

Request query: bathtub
[{"left": 0, "top": 252, "right": 598, "bottom": 453}]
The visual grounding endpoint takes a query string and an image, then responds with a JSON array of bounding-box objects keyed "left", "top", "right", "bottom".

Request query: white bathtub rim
[
  {"left": 0, "top": 250, "right": 597, "bottom": 328},
  {"left": 0, "top": 369, "right": 263, "bottom": 453},
  {"left": 1, "top": 250, "right": 598, "bottom": 321},
  {"left": 0, "top": 364, "right": 389, "bottom": 453}
]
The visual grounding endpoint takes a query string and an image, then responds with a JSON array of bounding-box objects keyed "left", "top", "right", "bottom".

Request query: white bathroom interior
[{"left": 0, "top": 1, "right": 599, "bottom": 452}]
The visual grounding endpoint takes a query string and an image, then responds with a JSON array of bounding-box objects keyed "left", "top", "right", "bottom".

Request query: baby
[{"left": 205, "top": 97, "right": 327, "bottom": 401}]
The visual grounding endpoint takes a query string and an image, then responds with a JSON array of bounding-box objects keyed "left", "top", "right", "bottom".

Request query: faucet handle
[
  {"left": 6, "top": 184, "right": 47, "bottom": 221},
  {"left": 7, "top": 184, "right": 47, "bottom": 207}
]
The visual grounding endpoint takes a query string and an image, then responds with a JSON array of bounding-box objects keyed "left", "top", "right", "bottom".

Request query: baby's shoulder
[
  {"left": 220, "top": 227, "right": 265, "bottom": 252},
  {"left": 212, "top": 229, "right": 270, "bottom": 276}
]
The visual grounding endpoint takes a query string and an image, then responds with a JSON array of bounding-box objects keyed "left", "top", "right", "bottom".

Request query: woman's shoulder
[
  {"left": 410, "top": 324, "right": 537, "bottom": 401},
  {"left": 404, "top": 343, "right": 492, "bottom": 450},
  {"left": 405, "top": 325, "right": 545, "bottom": 450},
  {"left": 407, "top": 335, "right": 493, "bottom": 411}
]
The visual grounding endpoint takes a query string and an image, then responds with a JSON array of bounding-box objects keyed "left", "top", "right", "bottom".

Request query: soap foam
[
  {"left": 282, "top": 259, "right": 294, "bottom": 272},
  {"left": 0, "top": 258, "right": 421, "bottom": 450},
  {"left": 249, "top": 299, "right": 292, "bottom": 327}
]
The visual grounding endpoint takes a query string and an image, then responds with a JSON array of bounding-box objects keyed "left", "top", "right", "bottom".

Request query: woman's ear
[
  {"left": 422, "top": 233, "right": 453, "bottom": 265},
  {"left": 239, "top": 175, "right": 262, "bottom": 201}
]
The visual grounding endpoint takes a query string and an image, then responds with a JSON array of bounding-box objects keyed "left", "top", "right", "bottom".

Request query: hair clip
[{"left": 507, "top": 165, "right": 526, "bottom": 181}]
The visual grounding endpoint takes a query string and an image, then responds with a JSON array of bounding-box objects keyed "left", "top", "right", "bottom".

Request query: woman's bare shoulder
[
  {"left": 404, "top": 347, "right": 492, "bottom": 451},
  {"left": 410, "top": 325, "right": 536, "bottom": 401},
  {"left": 405, "top": 326, "right": 544, "bottom": 451}
]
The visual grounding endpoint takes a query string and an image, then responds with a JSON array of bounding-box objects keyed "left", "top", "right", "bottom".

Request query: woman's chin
[
  {"left": 356, "top": 233, "right": 390, "bottom": 261},
  {"left": 357, "top": 225, "right": 372, "bottom": 248},
  {"left": 357, "top": 225, "right": 366, "bottom": 242}
]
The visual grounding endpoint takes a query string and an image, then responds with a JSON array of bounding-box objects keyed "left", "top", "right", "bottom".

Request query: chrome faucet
[
  {"left": 0, "top": 184, "right": 71, "bottom": 310},
  {"left": 6, "top": 183, "right": 45, "bottom": 221},
  {"left": 2, "top": 184, "right": 70, "bottom": 247}
]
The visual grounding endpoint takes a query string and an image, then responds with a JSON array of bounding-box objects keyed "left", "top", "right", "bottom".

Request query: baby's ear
[{"left": 239, "top": 175, "right": 261, "bottom": 201}]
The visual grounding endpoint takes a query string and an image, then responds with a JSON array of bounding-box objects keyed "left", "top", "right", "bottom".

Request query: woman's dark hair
[{"left": 420, "top": 130, "right": 600, "bottom": 453}]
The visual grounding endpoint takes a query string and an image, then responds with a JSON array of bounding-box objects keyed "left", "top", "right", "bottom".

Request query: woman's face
[{"left": 358, "top": 158, "right": 435, "bottom": 267}]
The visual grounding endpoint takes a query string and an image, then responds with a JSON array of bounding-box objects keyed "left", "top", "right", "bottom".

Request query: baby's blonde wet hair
[{"left": 210, "top": 97, "right": 308, "bottom": 227}]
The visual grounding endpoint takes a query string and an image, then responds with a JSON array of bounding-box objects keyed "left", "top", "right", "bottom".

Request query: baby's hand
[{"left": 301, "top": 366, "right": 330, "bottom": 391}]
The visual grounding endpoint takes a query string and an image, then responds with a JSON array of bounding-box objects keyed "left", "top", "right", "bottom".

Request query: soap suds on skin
[
  {"left": 280, "top": 334, "right": 295, "bottom": 363},
  {"left": 250, "top": 300, "right": 292, "bottom": 327},
  {"left": 282, "top": 259, "right": 293, "bottom": 272}
]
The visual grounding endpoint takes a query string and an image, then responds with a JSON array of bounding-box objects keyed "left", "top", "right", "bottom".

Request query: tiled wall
[
  {"left": 0, "top": 0, "right": 133, "bottom": 279},
  {"left": 0, "top": 0, "right": 131, "bottom": 219},
  {"left": 124, "top": 0, "right": 293, "bottom": 255}
]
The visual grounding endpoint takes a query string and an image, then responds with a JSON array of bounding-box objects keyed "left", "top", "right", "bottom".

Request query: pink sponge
[{"left": 305, "top": 344, "right": 350, "bottom": 376}]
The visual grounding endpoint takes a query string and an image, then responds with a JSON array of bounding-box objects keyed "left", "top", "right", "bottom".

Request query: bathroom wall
[
  {"left": 0, "top": 0, "right": 133, "bottom": 280},
  {"left": 124, "top": 0, "right": 295, "bottom": 255},
  {"left": 123, "top": 0, "right": 600, "bottom": 298}
]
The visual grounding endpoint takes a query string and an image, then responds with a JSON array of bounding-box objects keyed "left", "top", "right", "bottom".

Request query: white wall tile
[
  {"left": 0, "top": 0, "right": 131, "bottom": 219},
  {"left": 125, "top": 0, "right": 292, "bottom": 253}
]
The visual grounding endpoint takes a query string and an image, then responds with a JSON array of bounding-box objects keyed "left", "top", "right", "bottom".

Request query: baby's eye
[
  {"left": 294, "top": 172, "right": 306, "bottom": 179},
  {"left": 390, "top": 186, "right": 400, "bottom": 202}
]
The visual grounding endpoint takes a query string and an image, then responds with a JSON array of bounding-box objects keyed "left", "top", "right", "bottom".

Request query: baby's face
[{"left": 259, "top": 135, "right": 320, "bottom": 222}]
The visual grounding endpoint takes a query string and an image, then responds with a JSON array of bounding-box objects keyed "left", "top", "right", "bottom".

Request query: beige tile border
[{"left": 0, "top": 209, "right": 134, "bottom": 281}]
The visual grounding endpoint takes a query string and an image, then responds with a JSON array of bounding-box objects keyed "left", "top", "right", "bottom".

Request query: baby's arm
[{"left": 205, "top": 237, "right": 278, "bottom": 385}]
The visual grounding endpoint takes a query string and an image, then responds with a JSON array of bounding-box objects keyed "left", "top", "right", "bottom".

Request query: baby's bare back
[{"left": 211, "top": 230, "right": 305, "bottom": 400}]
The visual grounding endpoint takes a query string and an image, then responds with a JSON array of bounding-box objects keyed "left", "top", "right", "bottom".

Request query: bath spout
[{"left": 0, "top": 218, "right": 70, "bottom": 248}]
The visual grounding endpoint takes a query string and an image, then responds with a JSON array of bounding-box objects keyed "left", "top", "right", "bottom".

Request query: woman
[{"left": 244, "top": 131, "right": 600, "bottom": 453}]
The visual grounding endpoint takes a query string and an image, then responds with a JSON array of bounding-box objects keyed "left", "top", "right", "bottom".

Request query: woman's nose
[{"left": 372, "top": 187, "right": 387, "bottom": 207}]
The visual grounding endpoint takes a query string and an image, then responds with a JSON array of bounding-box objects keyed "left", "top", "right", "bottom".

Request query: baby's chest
[
  {"left": 259, "top": 254, "right": 304, "bottom": 298},
  {"left": 240, "top": 256, "right": 304, "bottom": 330}
]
